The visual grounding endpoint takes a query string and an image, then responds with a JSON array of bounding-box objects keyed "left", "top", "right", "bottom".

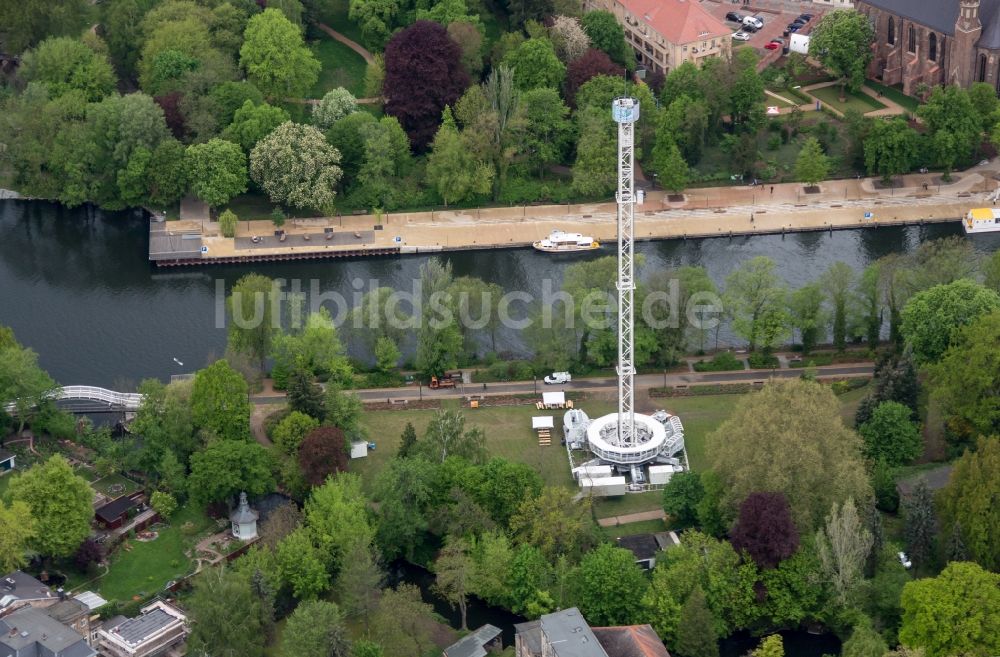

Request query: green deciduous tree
[
  {"left": 416, "top": 409, "right": 487, "bottom": 464},
  {"left": 9, "top": 455, "right": 92, "bottom": 558},
  {"left": 917, "top": 86, "right": 982, "bottom": 177},
  {"left": 187, "top": 567, "right": 267, "bottom": 657},
  {"left": 675, "top": 586, "right": 719, "bottom": 657},
  {"left": 228, "top": 273, "right": 278, "bottom": 372},
  {"left": 788, "top": 282, "right": 826, "bottom": 354},
  {"left": 859, "top": 401, "right": 922, "bottom": 466},
  {"left": 821, "top": 261, "right": 856, "bottom": 352},
  {"left": 814, "top": 498, "right": 873, "bottom": 607},
  {"left": 276, "top": 526, "right": 330, "bottom": 599},
  {"left": 795, "top": 137, "right": 829, "bottom": 186},
  {"left": 864, "top": 118, "right": 919, "bottom": 184},
  {"left": 272, "top": 411, "right": 320, "bottom": 454},
  {"left": 0, "top": 500, "right": 37, "bottom": 572},
  {"left": 279, "top": 600, "right": 350, "bottom": 657},
  {"left": 191, "top": 359, "right": 252, "bottom": 441},
  {"left": 841, "top": 619, "right": 888, "bottom": 657},
  {"left": 188, "top": 440, "right": 274, "bottom": 505},
  {"left": 0, "top": 330, "right": 59, "bottom": 435},
  {"left": 186, "top": 138, "right": 248, "bottom": 207},
  {"left": 752, "top": 635, "right": 783, "bottom": 657},
  {"left": 313, "top": 88, "right": 358, "bottom": 129},
  {"left": 335, "top": 538, "right": 384, "bottom": 627},
  {"left": 223, "top": 100, "right": 290, "bottom": 153},
  {"left": 808, "top": 10, "right": 874, "bottom": 97},
  {"left": 938, "top": 436, "right": 1000, "bottom": 571},
  {"left": 250, "top": 121, "right": 342, "bottom": 212},
  {"left": 503, "top": 38, "right": 566, "bottom": 91},
  {"left": 901, "top": 279, "right": 1000, "bottom": 363},
  {"left": 581, "top": 10, "right": 632, "bottom": 69},
  {"left": 239, "top": 8, "right": 320, "bottom": 99},
  {"left": 150, "top": 490, "right": 178, "bottom": 518},
  {"left": 571, "top": 106, "right": 616, "bottom": 196},
  {"left": 510, "top": 486, "right": 594, "bottom": 560},
  {"left": 661, "top": 470, "right": 704, "bottom": 526},
  {"left": 425, "top": 111, "right": 493, "bottom": 206},
  {"left": 432, "top": 537, "right": 473, "bottom": 630},
  {"left": 305, "top": 473, "right": 376, "bottom": 573},
  {"left": 899, "top": 561, "right": 1000, "bottom": 657},
  {"left": 20, "top": 36, "right": 116, "bottom": 101},
  {"left": 707, "top": 379, "right": 872, "bottom": 530},
  {"left": 370, "top": 584, "right": 437, "bottom": 657},
  {"left": 651, "top": 137, "right": 688, "bottom": 193},
  {"left": 723, "top": 256, "right": 789, "bottom": 353},
  {"left": 218, "top": 209, "right": 238, "bottom": 237},
  {"left": 578, "top": 543, "right": 647, "bottom": 626},
  {"left": 520, "top": 87, "right": 572, "bottom": 177}
]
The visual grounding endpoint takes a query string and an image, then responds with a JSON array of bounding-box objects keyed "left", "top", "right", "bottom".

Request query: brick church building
[{"left": 856, "top": 0, "right": 1000, "bottom": 95}]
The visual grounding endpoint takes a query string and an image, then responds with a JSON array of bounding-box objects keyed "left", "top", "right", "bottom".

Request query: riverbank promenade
[{"left": 149, "top": 162, "right": 999, "bottom": 265}]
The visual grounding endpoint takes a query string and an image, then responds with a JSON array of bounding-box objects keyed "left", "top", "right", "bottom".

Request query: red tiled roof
[
  {"left": 620, "top": 0, "right": 731, "bottom": 44},
  {"left": 592, "top": 625, "right": 671, "bottom": 657}
]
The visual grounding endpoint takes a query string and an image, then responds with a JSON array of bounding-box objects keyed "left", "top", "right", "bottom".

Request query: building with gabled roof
[
  {"left": 584, "top": 0, "right": 732, "bottom": 75},
  {"left": 591, "top": 626, "right": 671, "bottom": 657},
  {"left": 0, "top": 606, "right": 96, "bottom": 657},
  {"left": 515, "top": 608, "right": 671, "bottom": 657},
  {"left": 0, "top": 571, "right": 56, "bottom": 616}
]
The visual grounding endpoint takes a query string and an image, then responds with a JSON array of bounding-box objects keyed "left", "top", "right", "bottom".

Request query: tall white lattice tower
[{"left": 612, "top": 97, "right": 639, "bottom": 447}]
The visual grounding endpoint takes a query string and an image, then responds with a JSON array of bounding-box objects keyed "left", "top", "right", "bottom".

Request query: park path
[
  {"left": 317, "top": 22, "right": 375, "bottom": 66},
  {"left": 597, "top": 509, "right": 667, "bottom": 527},
  {"left": 801, "top": 80, "right": 907, "bottom": 119}
]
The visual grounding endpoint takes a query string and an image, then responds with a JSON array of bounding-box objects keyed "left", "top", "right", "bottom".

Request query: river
[{"left": 1, "top": 199, "right": 998, "bottom": 387}]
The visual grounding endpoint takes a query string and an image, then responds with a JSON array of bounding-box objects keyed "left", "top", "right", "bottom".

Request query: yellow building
[{"left": 586, "top": 0, "right": 733, "bottom": 74}]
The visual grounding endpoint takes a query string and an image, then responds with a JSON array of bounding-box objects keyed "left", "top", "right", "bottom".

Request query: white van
[
  {"left": 544, "top": 372, "right": 572, "bottom": 384},
  {"left": 743, "top": 15, "right": 764, "bottom": 29}
]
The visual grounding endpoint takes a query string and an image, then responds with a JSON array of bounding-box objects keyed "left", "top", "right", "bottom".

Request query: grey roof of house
[
  {"left": 0, "top": 607, "right": 96, "bottom": 657},
  {"left": 0, "top": 571, "right": 54, "bottom": 606},
  {"left": 863, "top": 0, "right": 1000, "bottom": 48},
  {"left": 616, "top": 534, "right": 660, "bottom": 561},
  {"left": 0, "top": 448, "right": 14, "bottom": 463},
  {"left": 514, "top": 620, "right": 542, "bottom": 656},
  {"left": 108, "top": 608, "right": 177, "bottom": 645},
  {"left": 591, "top": 626, "right": 671, "bottom": 657},
  {"left": 444, "top": 624, "right": 502, "bottom": 657},
  {"left": 43, "top": 599, "right": 88, "bottom": 624},
  {"left": 539, "top": 608, "right": 609, "bottom": 657}
]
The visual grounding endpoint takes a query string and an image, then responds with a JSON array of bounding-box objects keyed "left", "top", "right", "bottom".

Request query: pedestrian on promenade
[
  {"left": 770, "top": 186, "right": 774, "bottom": 195},
  {"left": 483, "top": 383, "right": 487, "bottom": 391},
  {"left": 750, "top": 213, "right": 755, "bottom": 223}
]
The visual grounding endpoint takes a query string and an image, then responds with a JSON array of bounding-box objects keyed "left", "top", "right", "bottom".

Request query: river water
[{"left": 1, "top": 199, "right": 998, "bottom": 387}]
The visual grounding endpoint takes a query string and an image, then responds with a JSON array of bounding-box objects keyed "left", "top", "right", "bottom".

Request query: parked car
[
  {"left": 764, "top": 41, "right": 781, "bottom": 50},
  {"left": 544, "top": 371, "right": 572, "bottom": 384},
  {"left": 741, "top": 23, "right": 758, "bottom": 33},
  {"left": 725, "top": 11, "right": 744, "bottom": 22},
  {"left": 732, "top": 31, "right": 751, "bottom": 41},
  {"left": 743, "top": 15, "right": 764, "bottom": 29},
  {"left": 799, "top": 13, "right": 813, "bottom": 21}
]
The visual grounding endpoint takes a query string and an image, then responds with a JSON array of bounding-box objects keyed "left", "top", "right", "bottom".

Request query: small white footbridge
[{"left": 4, "top": 386, "right": 144, "bottom": 414}]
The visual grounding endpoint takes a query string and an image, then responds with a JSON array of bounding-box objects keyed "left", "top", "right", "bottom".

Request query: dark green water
[{"left": 1, "top": 199, "right": 996, "bottom": 387}]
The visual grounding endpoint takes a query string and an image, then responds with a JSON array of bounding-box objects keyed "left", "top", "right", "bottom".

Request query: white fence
[{"left": 4, "top": 386, "right": 144, "bottom": 414}]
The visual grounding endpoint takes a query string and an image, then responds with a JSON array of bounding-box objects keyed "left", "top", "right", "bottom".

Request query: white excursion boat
[
  {"left": 964, "top": 208, "right": 1000, "bottom": 234},
  {"left": 532, "top": 230, "right": 600, "bottom": 253}
]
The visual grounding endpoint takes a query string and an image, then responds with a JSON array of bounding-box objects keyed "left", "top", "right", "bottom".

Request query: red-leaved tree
[
  {"left": 384, "top": 20, "right": 470, "bottom": 150},
  {"left": 731, "top": 491, "right": 800, "bottom": 569},
  {"left": 564, "top": 48, "right": 620, "bottom": 107},
  {"left": 298, "top": 425, "right": 349, "bottom": 486},
  {"left": 155, "top": 92, "right": 186, "bottom": 139}
]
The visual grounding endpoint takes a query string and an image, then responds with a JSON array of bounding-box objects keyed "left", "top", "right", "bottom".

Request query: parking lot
[{"left": 702, "top": 1, "right": 824, "bottom": 57}]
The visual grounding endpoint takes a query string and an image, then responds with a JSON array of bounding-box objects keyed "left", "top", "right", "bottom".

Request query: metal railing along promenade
[{"left": 4, "top": 386, "right": 144, "bottom": 414}]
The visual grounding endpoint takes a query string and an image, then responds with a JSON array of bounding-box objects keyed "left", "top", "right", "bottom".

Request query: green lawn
[
  {"left": 763, "top": 93, "right": 797, "bottom": 109},
  {"left": 809, "top": 84, "right": 887, "bottom": 114},
  {"left": 97, "top": 504, "right": 214, "bottom": 602},
  {"left": 607, "top": 518, "right": 667, "bottom": 538},
  {"left": 593, "top": 492, "right": 664, "bottom": 518},
  {"left": 310, "top": 36, "right": 367, "bottom": 98},
  {"left": 0, "top": 473, "right": 11, "bottom": 502},
  {"left": 91, "top": 473, "right": 141, "bottom": 499},
  {"left": 223, "top": 192, "right": 318, "bottom": 221},
  {"left": 864, "top": 81, "right": 921, "bottom": 113},
  {"left": 314, "top": 0, "right": 365, "bottom": 45}
]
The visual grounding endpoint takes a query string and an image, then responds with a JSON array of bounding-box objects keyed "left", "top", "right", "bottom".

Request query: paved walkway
[
  {"left": 801, "top": 80, "right": 908, "bottom": 119},
  {"left": 597, "top": 509, "right": 667, "bottom": 527},
  {"left": 179, "top": 196, "right": 210, "bottom": 223},
  {"left": 317, "top": 22, "right": 375, "bottom": 66}
]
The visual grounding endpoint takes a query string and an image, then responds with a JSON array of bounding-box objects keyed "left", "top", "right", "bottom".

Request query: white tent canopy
[
  {"left": 532, "top": 416, "right": 554, "bottom": 430},
  {"left": 542, "top": 391, "right": 565, "bottom": 406}
]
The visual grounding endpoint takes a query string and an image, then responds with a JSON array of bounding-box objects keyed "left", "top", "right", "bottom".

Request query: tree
[
  {"left": 304, "top": 474, "right": 375, "bottom": 573},
  {"left": 73, "top": 536, "right": 105, "bottom": 571},
  {"left": 416, "top": 409, "right": 487, "bottom": 464},
  {"left": 902, "top": 481, "right": 935, "bottom": 569},
  {"left": 856, "top": 350, "right": 919, "bottom": 428},
  {"left": 20, "top": 37, "right": 116, "bottom": 101},
  {"left": 0, "top": 332, "right": 59, "bottom": 435},
  {"left": 284, "top": 367, "right": 324, "bottom": 420},
  {"left": 675, "top": 586, "right": 719, "bottom": 657},
  {"left": 930, "top": 312, "right": 1000, "bottom": 441},
  {"left": 432, "top": 538, "right": 473, "bottom": 630},
  {"left": 864, "top": 118, "right": 919, "bottom": 184},
  {"left": 858, "top": 401, "right": 922, "bottom": 466},
  {"left": 752, "top": 635, "right": 783, "bottom": 657},
  {"left": 250, "top": 121, "right": 342, "bottom": 212},
  {"left": 661, "top": 470, "right": 704, "bottom": 526},
  {"left": 572, "top": 106, "right": 616, "bottom": 196},
  {"left": 239, "top": 8, "right": 320, "bottom": 99},
  {"left": 218, "top": 209, "right": 238, "bottom": 238},
  {"left": 938, "top": 436, "right": 1000, "bottom": 571},
  {"left": 222, "top": 100, "right": 290, "bottom": 153},
  {"left": 917, "top": 86, "right": 982, "bottom": 177},
  {"left": 273, "top": 411, "right": 320, "bottom": 454},
  {"left": 815, "top": 498, "right": 873, "bottom": 607},
  {"left": 551, "top": 15, "right": 591, "bottom": 62},
  {"left": 723, "top": 256, "right": 789, "bottom": 353},
  {"left": 795, "top": 137, "right": 829, "bottom": 186},
  {"left": 191, "top": 360, "right": 252, "bottom": 441},
  {"left": 280, "top": 600, "right": 350, "bottom": 657},
  {"left": 335, "top": 539, "right": 384, "bottom": 626},
  {"left": 9, "top": 455, "right": 92, "bottom": 558},
  {"left": 323, "top": 385, "right": 365, "bottom": 440},
  {"left": 298, "top": 426, "right": 349, "bottom": 486},
  {"left": 901, "top": 279, "right": 1000, "bottom": 363},
  {"left": 510, "top": 487, "right": 594, "bottom": 560},
  {"left": 397, "top": 422, "right": 418, "bottom": 457},
  {"left": 276, "top": 527, "right": 330, "bottom": 599},
  {"left": 820, "top": 261, "right": 856, "bottom": 352},
  {"left": 186, "top": 138, "right": 248, "bottom": 207},
  {"left": 0, "top": 500, "right": 36, "bottom": 572},
  {"left": 841, "top": 620, "right": 888, "bottom": 657},
  {"left": 313, "top": 88, "right": 358, "bottom": 129},
  {"left": 731, "top": 492, "right": 799, "bottom": 569},
  {"left": 228, "top": 273, "right": 278, "bottom": 372},
  {"left": 425, "top": 114, "right": 493, "bottom": 205},
  {"left": 808, "top": 11, "right": 874, "bottom": 98},
  {"left": 578, "top": 543, "right": 647, "bottom": 626},
  {"left": 187, "top": 567, "right": 267, "bottom": 657},
  {"left": 447, "top": 21, "right": 484, "bottom": 79},
  {"left": 899, "top": 562, "right": 1000, "bottom": 657},
  {"left": 728, "top": 49, "right": 765, "bottom": 130},
  {"left": 503, "top": 38, "right": 566, "bottom": 91},
  {"left": 472, "top": 458, "right": 543, "bottom": 526},
  {"left": 707, "top": 379, "right": 872, "bottom": 530},
  {"left": 856, "top": 263, "right": 883, "bottom": 348},
  {"left": 384, "top": 21, "right": 469, "bottom": 149},
  {"left": 788, "top": 282, "right": 825, "bottom": 354},
  {"left": 150, "top": 490, "right": 178, "bottom": 518},
  {"left": 370, "top": 585, "right": 437, "bottom": 657},
  {"left": 581, "top": 10, "right": 632, "bottom": 69},
  {"left": 188, "top": 440, "right": 274, "bottom": 506}
]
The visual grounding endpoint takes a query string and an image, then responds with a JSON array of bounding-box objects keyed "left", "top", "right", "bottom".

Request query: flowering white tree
[
  {"left": 550, "top": 15, "right": 590, "bottom": 62},
  {"left": 312, "top": 87, "right": 358, "bottom": 129},
  {"left": 250, "top": 122, "right": 342, "bottom": 212}
]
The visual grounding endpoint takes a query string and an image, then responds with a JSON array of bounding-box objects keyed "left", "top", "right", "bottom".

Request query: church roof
[{"left": 863, "top": 0, "right": 1000, "bottom": 48}]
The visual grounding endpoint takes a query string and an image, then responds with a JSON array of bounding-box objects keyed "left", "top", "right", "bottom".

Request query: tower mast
[{"left": 612, "top": 96, "right": 639, "bottom": 447}]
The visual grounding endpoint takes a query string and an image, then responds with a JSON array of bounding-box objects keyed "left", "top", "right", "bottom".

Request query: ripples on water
[{"left": 1, "top": 199, "right": 997, "bottom": 387}]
